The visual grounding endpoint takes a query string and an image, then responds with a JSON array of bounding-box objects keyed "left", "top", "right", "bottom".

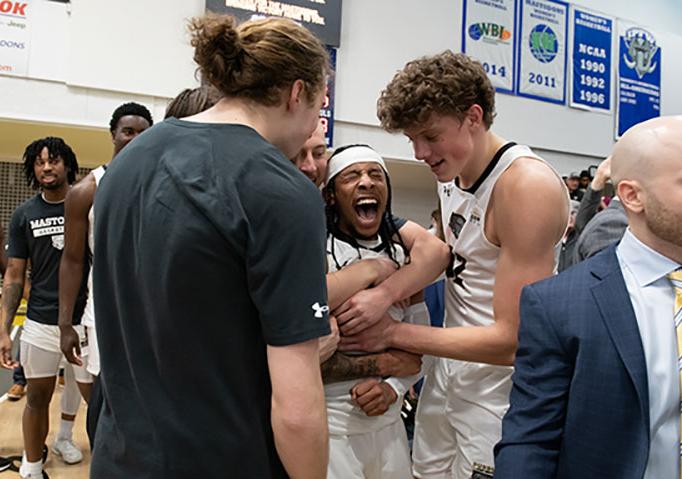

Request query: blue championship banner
[
  {"left": 516, "top": 0, "right": 568, "bottom": 104},
  {"left": 616, "top": 21, "right": 661, "bottom": 138},
  {"left": 320, "top": 46, "right": 336, "bottom": 148},
  {"left": 570, "top": 8, "right": 612, "bottom": 113},
  {"left": 462, "top": 0, "right": 517, "bottom": 94}
]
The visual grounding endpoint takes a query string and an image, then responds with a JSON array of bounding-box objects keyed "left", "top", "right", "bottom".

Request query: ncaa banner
[
  {"left": 570, "top": 8, "right": 613, "bottom": 113},
  {"left": 462, "top": 0, "right": 517, "bottom": 94},
  {"left": 516, "top": 0, "right": 568, "bottom": 104},
  {"left": 0, "top": 0, "right": 30, "bottom": 77},
  {"left": 616, "top": 21, "right": 661, "bottom": 138}
]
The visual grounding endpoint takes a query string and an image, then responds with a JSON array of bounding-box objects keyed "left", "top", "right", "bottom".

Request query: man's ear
[
  {"left": 286, "top": 79, "right": 306, "bottom": 112},
  {"left": 464, "top": 104, "right": 484, "bottom": 129},
  {"left": 616, "top": 179, "right": 644, "bottom": 214}
]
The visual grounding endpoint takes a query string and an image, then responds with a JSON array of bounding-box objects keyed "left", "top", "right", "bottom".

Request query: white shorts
[
  {"left": 20, "top": 319, "right": 92, "bottom": 383},
  {"left": 86, "top": 325, "right": 100, "bottom": 376},
  {"left": 328, "top": 420, "right": 412, "bottom": 479},
  {"left": 412, "top": 358, "right": 512, "bottom": 479}
]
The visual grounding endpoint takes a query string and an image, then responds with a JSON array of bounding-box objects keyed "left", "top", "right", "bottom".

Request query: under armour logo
[{"left": 311, "top": 302, "right": 329, "bottom": 318}]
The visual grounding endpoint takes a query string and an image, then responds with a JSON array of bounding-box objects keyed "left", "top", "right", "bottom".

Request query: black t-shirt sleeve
[
  {"left": 392, "top": 214, "right": 407, "bottom": 230},
  {"left": 7, "top": 206, "right": 28, "bottom": 259},
  {"left": 243, "top": 158, "right": 331, "bottom": 346}
]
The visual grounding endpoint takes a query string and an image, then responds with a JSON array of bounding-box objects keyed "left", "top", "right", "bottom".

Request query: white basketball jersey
[
  {"left": 325, "top": 234, "right": 408, "bottom": 435},
  {"left": 82, "top": 165, "right": 106, "bottom": 328},
  {"left": 439, "top": 143, "right": 560, "bottom": 329}
]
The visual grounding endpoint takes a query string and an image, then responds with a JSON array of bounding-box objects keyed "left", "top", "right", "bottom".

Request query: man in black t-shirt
[
  {"left": 92, "top": 119, "right": 331, "bottom": 478},
  {"left": 0, "top": 137, "right": 91, "bottom": 479}
]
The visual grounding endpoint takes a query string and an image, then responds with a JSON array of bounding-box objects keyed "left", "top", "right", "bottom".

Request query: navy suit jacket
[{"left": 495, "top": 245, "right": 650, "bottom": 478}]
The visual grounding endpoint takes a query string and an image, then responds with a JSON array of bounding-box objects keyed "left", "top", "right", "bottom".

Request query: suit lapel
[{"left": 590, "top": 247, "right": 650, "bottom": 432}]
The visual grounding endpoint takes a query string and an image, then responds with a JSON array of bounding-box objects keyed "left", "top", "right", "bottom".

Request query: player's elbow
[
  {"left": 502, "top": 338, "right": 518, "bottom": 365},
  {"left": 491, "top": 330, "right": 517, "bottom": 366},
  {"left": 272, "top": 393, "right": 328, "bottom": 442}
]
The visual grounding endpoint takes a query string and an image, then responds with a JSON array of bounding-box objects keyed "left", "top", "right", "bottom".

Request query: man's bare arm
[
  {"left": 268, "top": 339, "right": 328, "bottom": 479},
  {"left": 0, "top": 257, "right": 27, "bottom": 368},
  {"left": 339, "top": 160, "right": 567, "bottom": 365},
  {"left": 336, "top": 221, "right": 449, "bottom": 335},
  {"left": 1, "top": 258, "right": 27, "bottom": 334},
  {"left": 0, "top": 227, "right": 7, "bottom": 276},
  {"left": 381, "top": 220, "right": 450, "bottom": 304},
  {"left": 58, "top": 177, "right": 95, "bottom": 365},
  {"left": 58, "top": 177, "right": 94, "bottom": 328},
  {"left": 327, "top": 257, "right": 396, "bottom": 311},
  {"left": 321, "top": 348, "right": 421, "bottom": 384}
]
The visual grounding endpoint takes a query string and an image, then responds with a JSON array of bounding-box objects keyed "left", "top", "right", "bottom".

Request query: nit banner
[{"left": 462, "top": 0, "right": 517, "bottom": 94}]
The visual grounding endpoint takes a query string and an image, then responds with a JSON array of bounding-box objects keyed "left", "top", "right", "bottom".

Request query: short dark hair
[
  {"left": 109, "top": 102, "right": 154, "bottom": 132},
  {"left": 22, "top": 137, "right": 78, "bottom": 190}
]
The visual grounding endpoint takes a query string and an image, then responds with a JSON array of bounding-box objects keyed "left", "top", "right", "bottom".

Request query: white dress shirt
[{"left": 617, "top": 229, "right": 682, "bottom": 479}]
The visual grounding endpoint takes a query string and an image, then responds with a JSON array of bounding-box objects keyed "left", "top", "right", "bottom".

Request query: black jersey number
[{"left": 446, "top": 250, "right": 467, "bottom": 289}]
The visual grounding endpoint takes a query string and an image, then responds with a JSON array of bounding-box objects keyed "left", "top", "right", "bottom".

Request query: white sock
[
  {"left": 58, "top": 418, "right": 75, "bottom": 441},
  {"left": 19, "top": 451, "right": 42, "bottom": 477}
]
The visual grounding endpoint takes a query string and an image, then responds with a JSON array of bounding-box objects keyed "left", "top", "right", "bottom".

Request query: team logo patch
[
  {"left": 311, "top": 302, "right": 329, "bottom": 318},
  {"left": 623, "top": 27, "right": 658, "bottom": 79},
  {"left": 51, "top": 234, "right": 64, "bottom": 250},
  {"left": 448, "top": 213, "right": 466, "bottom": 239}
]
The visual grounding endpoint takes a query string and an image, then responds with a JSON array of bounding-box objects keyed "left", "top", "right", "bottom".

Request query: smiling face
[
  {"left": 33, "top": 146, "right": 68, "bottom": 190},
  {"left": 403, "top": 112, "right": 476, "bottom": 182},
  {"left": 328, "top": 161, "right": 388, "bottom": 240},
  {"left": 292, "top": 119, "right": 328, "bottom": 186}
]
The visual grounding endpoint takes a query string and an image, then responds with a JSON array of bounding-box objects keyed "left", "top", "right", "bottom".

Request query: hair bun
[{"left": 190, "top": 15, "right": 243, "bottom": 87}]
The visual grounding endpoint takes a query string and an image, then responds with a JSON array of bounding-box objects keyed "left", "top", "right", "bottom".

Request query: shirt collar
[{"left": 617, "top": 228, "right": 681, "bottom": 287}]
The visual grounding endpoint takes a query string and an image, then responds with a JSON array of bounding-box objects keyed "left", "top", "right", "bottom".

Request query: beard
[
  {"left": 41, "top": 180, "right": 64, "bottom": 190},
  {"left": 645, "top": 190, "right": 682, "bottom": 249}
]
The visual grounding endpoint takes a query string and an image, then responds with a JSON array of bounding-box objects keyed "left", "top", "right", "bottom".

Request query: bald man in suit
[{"left": 495, "top": 116, "right": 682, "bottom": 478}]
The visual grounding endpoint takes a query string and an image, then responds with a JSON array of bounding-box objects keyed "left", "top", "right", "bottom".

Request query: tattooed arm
[
  {"left": 321, "top": 348, "right": 421, "bottom": 384},
  {"left": 0, "top": 257, "right": 27, "bottom": 369},
  {"left": 0, "top": 226, "right": 7, "bottom": 276}
]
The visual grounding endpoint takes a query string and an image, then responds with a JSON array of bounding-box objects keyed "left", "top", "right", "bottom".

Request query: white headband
[{"left": 325, "top": 145, "right": 387, "bottom": 186}]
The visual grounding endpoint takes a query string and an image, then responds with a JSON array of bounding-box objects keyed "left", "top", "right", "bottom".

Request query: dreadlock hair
[
  {"left": 109, "top": 102, "right": 154, "bottom": 132},
  {"left": 22, "top": 137, "right": 78, "bottom": 190},
  {"left": 324, "top": 144, "right": 409, "bottom": 268}
]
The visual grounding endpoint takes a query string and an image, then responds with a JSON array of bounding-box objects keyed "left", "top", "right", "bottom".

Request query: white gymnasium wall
[
  {"left": 66, "top": 0, "right": 203, "bottom": 98},
  {"left": 2, "top": 0, "right": 682, "bottom": 222},
  {"left": 333, "top": 0, "right": 682, "bottom": 162}
]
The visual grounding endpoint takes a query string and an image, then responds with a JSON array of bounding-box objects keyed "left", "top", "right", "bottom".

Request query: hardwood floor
[{"left": 0, "top": 385, "right": 90, "bottom": 479}]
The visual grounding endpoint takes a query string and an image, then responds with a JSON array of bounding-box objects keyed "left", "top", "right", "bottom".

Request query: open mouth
[{"left": 355, "top": 198, "right": 380, "bottom": 223}]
